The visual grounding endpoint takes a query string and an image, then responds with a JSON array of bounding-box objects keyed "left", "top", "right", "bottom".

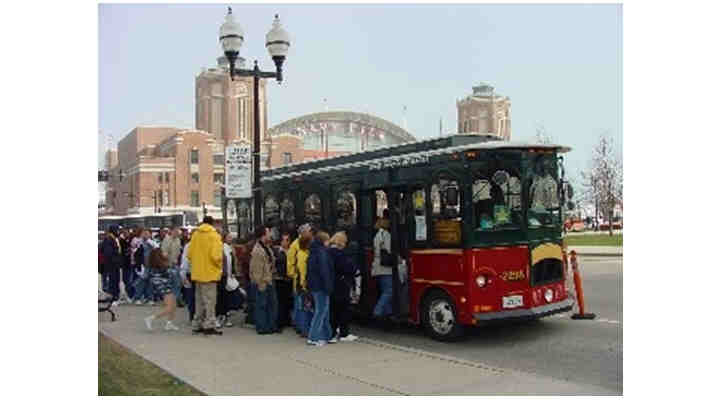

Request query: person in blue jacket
[
  {"left": 328, "top": 231, "right": 360, "bottom": 342},
  {"left": 305, "top": 231, "right": 333, "bottom": 346}
]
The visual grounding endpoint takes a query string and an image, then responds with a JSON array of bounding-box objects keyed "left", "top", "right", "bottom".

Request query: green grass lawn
[
  {"left": 98, "top": 333, "right": 204, "bottom": 396},
  {"left": 564, "top": 233, "right": 623, "bottom": 247}
]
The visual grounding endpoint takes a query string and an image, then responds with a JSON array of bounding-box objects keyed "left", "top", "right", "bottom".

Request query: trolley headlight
[
  {"left": 476, "top": 275, "right": 487, "bottom": 288},
  {"left": 544, "top": 288, "right": 554, "bottom": 303}
]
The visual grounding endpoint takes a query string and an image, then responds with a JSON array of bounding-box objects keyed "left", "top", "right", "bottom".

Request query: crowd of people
[{"left": 98, "top": 214, "right": 395, "bottom": 345}]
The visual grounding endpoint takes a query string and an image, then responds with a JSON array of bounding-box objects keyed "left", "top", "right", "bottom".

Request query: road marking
[{"left": 550, "top": 314, "right": 621, "bottom": 324}]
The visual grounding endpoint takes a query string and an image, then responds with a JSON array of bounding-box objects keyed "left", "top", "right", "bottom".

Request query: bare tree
[{"left": 580, "top": 134, "right": 622, "bottom": 236}]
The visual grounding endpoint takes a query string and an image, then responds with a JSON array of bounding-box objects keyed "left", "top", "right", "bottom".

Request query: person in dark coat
[
  {"left": 328, "top": 232, "right": 359, "bottom": 342},
  {"left": 118, "top": 229, "right": 132, "bottom": 302},
  {"left": 273, "top": 232, "right": 293, "bottom": 328},
  {"left": 100, "top": 225, "right": 123, "bottom": 305},
  {"left": 306, "top": 231, "right": 333, "bottom": 345}
]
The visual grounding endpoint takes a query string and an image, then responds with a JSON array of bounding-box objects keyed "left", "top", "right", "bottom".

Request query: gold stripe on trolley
[
  {"left": 412, "top": 278, "right": 465, "bottom": 286},
  {"left": 411, "top": 249, "right": 463, "bottom": 255}
]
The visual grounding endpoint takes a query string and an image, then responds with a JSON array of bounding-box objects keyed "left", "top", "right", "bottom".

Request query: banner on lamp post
[{"left": 225, "top": 145, "right": 252, "bottom": 199}]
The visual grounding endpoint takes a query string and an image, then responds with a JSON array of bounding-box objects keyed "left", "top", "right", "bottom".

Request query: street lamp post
[{"left": 219, "top": 7, "right": 290, "bottom": 228}]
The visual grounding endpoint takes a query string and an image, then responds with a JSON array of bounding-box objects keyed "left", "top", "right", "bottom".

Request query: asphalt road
[{"left": 351, "top": 257, "right": 623, "bottom": 394}]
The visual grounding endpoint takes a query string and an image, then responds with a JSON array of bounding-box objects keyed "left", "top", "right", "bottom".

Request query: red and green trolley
[{"left": 260, "top": 134, "right": 575, "bottom": 341}]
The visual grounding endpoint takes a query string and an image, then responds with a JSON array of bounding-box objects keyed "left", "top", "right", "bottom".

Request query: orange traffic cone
[{"left": 569, "top": 250, "right": 596, "bottom": 320}]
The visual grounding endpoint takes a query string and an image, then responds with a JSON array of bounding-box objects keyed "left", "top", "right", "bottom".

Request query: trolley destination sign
[{"left": 368, "top": 153, "right": 429, "bottom": 171}]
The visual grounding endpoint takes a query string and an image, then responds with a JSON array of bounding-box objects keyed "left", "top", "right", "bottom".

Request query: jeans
[
  {"left": 254, "top": 283, "right": 278, "bottom": 334},
  {"left": 168, "top": 267, "right": 182, "bottom": 303},
  {"left": 132, "top": 268, "right": 154, "bottom": 302},
  {"left": 101, "top": 273, "right": 109, "bottom": 294},
  {"left": 294, "top": 293, "right": 313, "bottom": 335},
  {"left": 373, "top": 275, "right": 393, "bottom": 317},
  {"left": 308, "top": 291, "right": 332, "bottom": 342},
  {"left": 245, "top": 282, "right": 257, "bottom": 325},
  {"left": 123, "top": 266, "right": 136, "bottom": 299},
  {"left": 105, "top": 267, "right": 120, "bottom": 300},
  {"left": 182, "top": 285, "right": 195, "bottom": 321}
]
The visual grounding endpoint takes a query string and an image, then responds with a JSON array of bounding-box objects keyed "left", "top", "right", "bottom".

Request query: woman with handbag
[
  {"left": 216, "top": 232, "right": 238, "bottom": 328},
  {"left": 372, "top": 210, "right": 394, "bottom": 322}
]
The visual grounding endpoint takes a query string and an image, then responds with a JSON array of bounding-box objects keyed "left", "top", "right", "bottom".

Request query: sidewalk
[
  {"left": 99, "top": 305, "right": 616, "bottom": 395},
  {"left": 567, "top": 246, "right": 623, "bottom": 257}
]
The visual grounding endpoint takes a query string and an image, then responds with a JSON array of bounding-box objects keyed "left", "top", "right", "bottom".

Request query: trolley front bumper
[{"left": 473, "top": 298, "right": 574, "bottom": 325}]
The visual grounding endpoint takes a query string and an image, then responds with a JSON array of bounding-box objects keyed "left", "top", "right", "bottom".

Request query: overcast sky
[{"left": 98, "top": 3, "right": 621, "bottom": 187}]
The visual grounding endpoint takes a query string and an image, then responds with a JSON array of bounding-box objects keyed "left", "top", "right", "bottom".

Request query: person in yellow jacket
[
  {"left": 288, "top": 223, "right": 314, "bottom": 336},
  {"left": 187, "top": 216, "right": 223, "bottom": 335}
]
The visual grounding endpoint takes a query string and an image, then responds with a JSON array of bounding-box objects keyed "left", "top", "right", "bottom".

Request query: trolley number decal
[
  {"left": 502, "top": 295, "right": 524, "bottom": 309},
  {"left": 500, "top": 270, "right": 526, "bottom": 281}
]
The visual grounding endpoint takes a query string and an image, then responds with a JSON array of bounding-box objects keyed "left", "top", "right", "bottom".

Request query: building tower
[
  {"left": 195, "top": 56, "right": 268, "bottom": 146},
  {"left": 456, "top": 82, "right": 511, "bottom": 140}
]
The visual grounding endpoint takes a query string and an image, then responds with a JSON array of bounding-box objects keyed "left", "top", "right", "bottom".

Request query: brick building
[
  {"left": 106, "top": 63, "right": 510, "bottom": 224},
  {"left": 106, "top": 126, "right": 225, "bottom": 219},
  {"left": 105, "top": 57, "right": 263, "bottom": 222},
  {"left": 456, "top": 82, "right": 511, "bottom": 140}
]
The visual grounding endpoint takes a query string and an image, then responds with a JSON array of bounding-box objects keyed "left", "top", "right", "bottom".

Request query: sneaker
[
  {"left": 215, "top": 319, "right": 222, "bottom": 329},
  {"left": 111, "top": 301, "right": 119, "bottom": 308},
  {"left": 134, "top": 299, "right": 143, "bottom": 306},
  {"left": 225, "top": 318, "right": 234, "bottom": 328},
  {"left": 148, "top": 301, "right": 156, "bottom": 306},
  {"left": 144, "top": 316, "right": 155, "bottom": 331},
  {"left": 328, "top": 336, "right": 338, "bottom": 344},
  {"left": 315, "top": 340, "right": 327, "bottom": 347},
  {"left": 164, "top": 321, "right": 179, "bottom": 331},
  {"left": 306, "top": 339, "right": 318, "bottom": 346},
  {"left": 340, "top": 334, "right": 359, "bottom": 342}
]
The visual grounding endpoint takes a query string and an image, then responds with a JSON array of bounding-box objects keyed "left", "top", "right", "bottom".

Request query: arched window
[
  {"left": 304, "top": 194, "right": 322, "bottom": 223},
  {"left": 236, "top": 201, "right": 251, "bottom": 237},
  {"left": 280, "top": 197, "right": 295, "bottom": 223},
  {"left": 336, "top": 191, "right": 357, "bottom": 228},
  {"left": 264, "top": 195, "right": 280, "bottom": 225},
  {"left": 375, "top": 190, "right": 387, "bottom": 218}
]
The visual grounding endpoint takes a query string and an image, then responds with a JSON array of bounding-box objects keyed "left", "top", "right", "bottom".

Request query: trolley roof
[{"left": 263, "top": 134, "right": 570, "bottom": 182}]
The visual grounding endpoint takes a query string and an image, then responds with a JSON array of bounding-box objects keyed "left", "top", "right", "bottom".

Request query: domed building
[{"left": 265, "top": 111, "right": 415, "bottom": 168}]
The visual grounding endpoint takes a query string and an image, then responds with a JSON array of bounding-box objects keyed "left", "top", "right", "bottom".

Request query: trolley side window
[{"left": 472, "top": 164, "right": 522, "bottom": 231}]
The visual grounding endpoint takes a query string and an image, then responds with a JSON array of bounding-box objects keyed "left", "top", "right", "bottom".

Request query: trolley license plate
[{"left": 502, "top": 295, "right": 524, "bottom": 309}]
